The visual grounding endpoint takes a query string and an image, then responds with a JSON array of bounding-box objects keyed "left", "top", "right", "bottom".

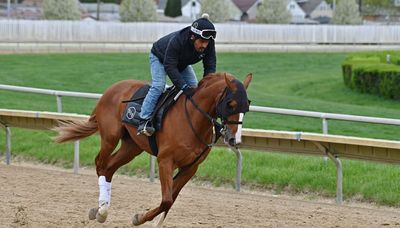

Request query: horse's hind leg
[
  {"left": 88, "top": 134, "right": 119, "bottom": 223},
  {"left": 90, "top": 135, "right": 143, "bottom": 223}
]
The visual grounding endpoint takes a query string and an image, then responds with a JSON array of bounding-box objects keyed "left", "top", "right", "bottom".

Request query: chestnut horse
[{"left": 54, "top": 72, "right": 252, "bottom": 226}]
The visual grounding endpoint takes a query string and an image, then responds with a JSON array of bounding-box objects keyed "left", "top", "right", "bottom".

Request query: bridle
[{"left": 175, "top": 86, "right": 249, "bottom": 179}]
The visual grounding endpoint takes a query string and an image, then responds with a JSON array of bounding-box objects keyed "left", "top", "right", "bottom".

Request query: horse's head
[{"left": 216, "top": 73, "right": 252, "bottom": 147}]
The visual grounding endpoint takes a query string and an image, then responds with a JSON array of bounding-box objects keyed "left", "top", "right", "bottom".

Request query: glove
[{"left": 182, "top": 86, "right": 196, "bottom": 98}]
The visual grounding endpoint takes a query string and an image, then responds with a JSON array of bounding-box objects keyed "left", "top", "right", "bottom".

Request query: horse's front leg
[
  {"left": 133, "top": 158, "right": 174, "bottom": 226},
  {"left": 171, "top": 164, "right": 199, "bottom": 201},
  {"left": 160, "top": 164, "right": 200, "bottom": 219}
]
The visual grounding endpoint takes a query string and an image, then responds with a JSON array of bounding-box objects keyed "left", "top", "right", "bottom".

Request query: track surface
[{"left": 1, "top": 162, "right": 399, "bottom": 228}]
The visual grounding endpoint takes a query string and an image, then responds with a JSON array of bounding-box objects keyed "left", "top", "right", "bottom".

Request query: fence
[
  {"left": 1, "top": 84, "right": 400, "bottom": 204},
  {"left": 1, "top": 20, "right": 400, "bottom": 44}
]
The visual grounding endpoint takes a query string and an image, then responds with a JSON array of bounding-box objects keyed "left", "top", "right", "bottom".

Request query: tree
[
  {"left": 256, "top": 0, "right": 291, "bottom": 24},
  {"left": 332, "top": 0, "right": 362, "bottom": 24},
  {"left": 42, "top": 0, "right": 81, "bottom": 20},
  {"left": 119, "top": 0, "right": 157, "bottom": 22},
  {"left": 201, "top": 0, "right": 230, "bottom": 23},
  {"left": 164, "top": 0, "right": 181, "bottom": 18}
]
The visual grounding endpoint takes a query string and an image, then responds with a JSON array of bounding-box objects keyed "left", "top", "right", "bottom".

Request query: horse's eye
[{"left": 227, "top": 100, "right": 237, "bottom": 110}]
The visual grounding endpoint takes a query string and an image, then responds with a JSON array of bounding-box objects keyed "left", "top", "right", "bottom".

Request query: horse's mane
[{"left": 198, "top": 72, "right": 234, "bottom": 89}]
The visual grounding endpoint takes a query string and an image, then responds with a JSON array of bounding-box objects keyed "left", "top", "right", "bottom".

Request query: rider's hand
[{"left": 182, "top": 86, "right": 196, "bottom": 98}]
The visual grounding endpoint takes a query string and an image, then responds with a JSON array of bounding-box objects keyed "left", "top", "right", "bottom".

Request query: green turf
[{"left": 0, "top": 52, "right": 399, "bottom": 206}]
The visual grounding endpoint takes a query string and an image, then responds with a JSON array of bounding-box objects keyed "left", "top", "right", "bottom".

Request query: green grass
[{"left": 0, "top": 52, "right": 400, "bottom": 206}]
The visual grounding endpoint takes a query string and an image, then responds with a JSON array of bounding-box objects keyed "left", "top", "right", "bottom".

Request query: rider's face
[{"left": 193, "top": 38, "right": 210, "bottom": 53}]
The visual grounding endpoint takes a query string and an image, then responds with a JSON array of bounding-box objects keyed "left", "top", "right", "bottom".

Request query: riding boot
[{"left": 137, "top": 119, "right": 155, "bottom": 136}]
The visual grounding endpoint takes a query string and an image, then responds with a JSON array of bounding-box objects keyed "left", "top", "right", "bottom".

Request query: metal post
[
  {"left": 322, "top": 118, "right": 328, "bottom": 134},
  {"left": 56, "top": 95, "right": 62, "bottom": 113},
  {"left": 322, "top": 118, "right": 329, "bottom": 163},
  {"left": 327, "top": 152, "right": 343, "bottom": 205},
  {"left": 7, "top": 0, "right": 11, "bottom": 18},
  {"left": 97, "top": 0, "right": 101, "bottom": 21},
  {"left": 6, "top": 127, "right": 11, "bottom": 165},
  {"left": 73, "top": 140, "right": 80, "bottom": 174},
  {"left": 149, "top": 155, "right": 156, "bottom": 182},
  {"left": 313, "top": 142, "right": 343, "bottom": 205},
  {"left": 229, "top": 146, "right": 242, "bottom": 192},
  {"left": 335, "top": 157, "right": 343, "bottom": 204}
]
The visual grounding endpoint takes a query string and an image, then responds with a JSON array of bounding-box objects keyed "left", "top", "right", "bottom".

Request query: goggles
[{"left": 190, "top": 26, "right": 217, "bottom": 40}]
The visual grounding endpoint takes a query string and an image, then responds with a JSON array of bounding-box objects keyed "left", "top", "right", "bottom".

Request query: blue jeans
[{"left": 139, "top": 52, "right": 198, "bottom": 120}]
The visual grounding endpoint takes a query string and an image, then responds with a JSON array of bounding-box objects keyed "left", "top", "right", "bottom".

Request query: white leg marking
[
  {"left": 98, "top": 176, "right": 112, "bottom": 207},
  {"left": 235, "top": 113, "right": 244, "bottom": 144},
  {"left": 152, "top": 212, "right": 166, "bottom": 228}
]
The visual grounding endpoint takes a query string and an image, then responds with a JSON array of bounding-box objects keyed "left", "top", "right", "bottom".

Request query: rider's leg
[
  {"left": 180, "top": 65, "right": 198, "bottom": 88},
  {"left": 138, "top": 52, "right": 166, "bottom": 136}
]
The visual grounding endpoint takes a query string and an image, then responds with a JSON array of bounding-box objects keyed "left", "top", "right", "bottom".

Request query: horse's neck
[
  {"left": 181, "top": 80, "right": 224, "bottom": 135},
  {"left": 194, "top": 79, "right": 224, "bottom": 116}
]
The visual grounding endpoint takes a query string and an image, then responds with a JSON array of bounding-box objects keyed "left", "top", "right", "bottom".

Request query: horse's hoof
[
  {"left": 96, "top": 205, "right": 108, "bottom": 223},
  {"left": 132, "top": 213, "right": 142, "bottom": 226},
  {"left": 88, "top": 207, "right": 98, "bottom": 220},
  {"left": 96, "top": 212, "right": 107, "bottom": 223}
]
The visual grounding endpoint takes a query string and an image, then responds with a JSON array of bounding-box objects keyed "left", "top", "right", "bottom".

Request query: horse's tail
[{"left": 53, "top": 115, "right": 98, "bottom": 143}]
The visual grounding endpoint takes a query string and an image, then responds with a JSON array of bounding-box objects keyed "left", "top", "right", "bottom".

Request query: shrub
[
  {"left": 120, "top": 0, "right": 157, "bottom": 22},
  {"left": 200, "top": 0, "right": 231, "bottom": 23},
  {"left": 256, "top": 0, "right": 291, "bottom": 24},
  {"left": 164, "top": 0, "right": 182, "bottom": 18},
  {"left": 342, "top": 52, "right": 400, "bottom": 100},
  {"left": 332, "top": 0, "right": 362, "bottom": 25},
  {"left": 43, "top": 0, "right": 81, "bottom": 20}
]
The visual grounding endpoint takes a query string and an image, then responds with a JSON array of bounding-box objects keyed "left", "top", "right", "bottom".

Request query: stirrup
[{"left": 137, "top": 120, "right": 155, "bottom": 136}]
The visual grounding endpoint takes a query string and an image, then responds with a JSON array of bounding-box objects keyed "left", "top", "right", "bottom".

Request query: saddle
[
  {"left": 122, "top": 84, "right": 182, "bottom": 156},
  {"left": 122, "top": 84, "right": 182, "bottom": 129}
]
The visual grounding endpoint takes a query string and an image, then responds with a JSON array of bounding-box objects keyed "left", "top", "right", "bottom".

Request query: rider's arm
[
  {"left": 164, "top": 38, "right": 186, "bottom": 90},
  {"left": 202, "top": 41, "right": 216, "bottom": 77}
]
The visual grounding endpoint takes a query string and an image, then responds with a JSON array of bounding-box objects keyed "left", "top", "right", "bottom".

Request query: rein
[
  {"left": 185, "top": 96, "right": 223, "bottom": 147},
  {"left": 174, "top": 96, "right": 224, "bottom": 180},
  {"left": 174, "top": 86, "right": 248, "bottom": 179}
]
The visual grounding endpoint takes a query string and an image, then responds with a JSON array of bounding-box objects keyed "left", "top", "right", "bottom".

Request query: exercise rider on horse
[{"left": 138, "top": 13, "right": 217, "bottom": 136}]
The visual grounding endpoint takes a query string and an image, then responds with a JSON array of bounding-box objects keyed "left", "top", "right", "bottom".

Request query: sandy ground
[{"left": 1, "top": 162, "right": 400, "bottom": 228}]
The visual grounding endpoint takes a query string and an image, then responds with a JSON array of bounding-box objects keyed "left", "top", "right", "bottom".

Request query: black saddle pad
[{"left": 122, "top": 84, "right": 182, "bottom": 131}]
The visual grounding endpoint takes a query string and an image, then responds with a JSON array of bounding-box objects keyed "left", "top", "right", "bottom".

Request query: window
[{"left": 395, "top": 0, "right": 400, "bottom": 7}]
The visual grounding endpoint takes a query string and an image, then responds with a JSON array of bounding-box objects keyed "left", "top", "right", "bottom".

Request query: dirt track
[{"left": 1, "top": 162, "right": 400, "bottom": 228}]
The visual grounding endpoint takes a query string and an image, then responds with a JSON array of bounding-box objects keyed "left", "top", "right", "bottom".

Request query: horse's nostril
[{"left": 229, "top": 138, "right": 236, "bottom": 146}]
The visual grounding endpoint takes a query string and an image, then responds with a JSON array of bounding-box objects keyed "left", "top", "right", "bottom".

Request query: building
[
  {"left": 156, "top": 0, "right": 201, "bottom": 22},
  {"left": 297, "top": 0, "right": 333, "bottom": 24},
  {"left": 231, "top": 0, "right": 259, "bottom": 21},
  {"left": 287, "top": 0, "right": 308, "bottom": 24},
  {"left": 181, "top": 0, "right": 200, "bottom": 20}
]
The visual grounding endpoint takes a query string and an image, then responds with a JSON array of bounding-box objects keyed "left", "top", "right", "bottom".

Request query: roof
[
  {"left": 298, "top": 0, "right": 323, "bottom": 15},
  {"left": 157, "top": 0, "right": 196, "bottom": 10},
  {"left": 232, "top": 0, "right": 258, "bottom": 13}
]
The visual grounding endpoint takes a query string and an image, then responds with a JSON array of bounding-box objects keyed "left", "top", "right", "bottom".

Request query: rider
[{"left": 137, "top": 13, "right": 217, "bottom": 136}]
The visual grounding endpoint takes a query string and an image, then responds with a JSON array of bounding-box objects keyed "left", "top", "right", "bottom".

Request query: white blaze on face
[{"left": 235, "top": 113, "right": 244, "bottom": 144}]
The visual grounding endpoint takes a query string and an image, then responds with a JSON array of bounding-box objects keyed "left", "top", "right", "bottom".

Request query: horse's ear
[
  {"left": 224, "top": 73, "right": 236, "bottom": 91},
  {"left": 243, "top": 73, "right": 253, "bottom": 90}
]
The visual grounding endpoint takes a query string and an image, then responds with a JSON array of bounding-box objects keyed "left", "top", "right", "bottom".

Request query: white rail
[
  {"left": 1, "top": 83, "right": 400, "bottom": 129},
  {"left": 1, "top": 84, "right": 400, "bottom": 204},
  {"left": 0, "top": 84, "right": 101, "bottom": 113},
  {"left": 250, "top": 105, "right": 400, "bottom": 131}
]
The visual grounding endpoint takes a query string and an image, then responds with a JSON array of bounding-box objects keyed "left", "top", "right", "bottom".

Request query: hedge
[{"left": 342, "top": 52, "right": 400, "bottom": 100}]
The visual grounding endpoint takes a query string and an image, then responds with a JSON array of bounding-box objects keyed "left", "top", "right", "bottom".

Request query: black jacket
[{"left": 151, "top": 26, "right": 216, "bottom": 90}]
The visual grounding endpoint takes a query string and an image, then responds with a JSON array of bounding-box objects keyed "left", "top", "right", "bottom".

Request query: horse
[{"left": 53, "top": 72, "right": 252, "bottom": 226}]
